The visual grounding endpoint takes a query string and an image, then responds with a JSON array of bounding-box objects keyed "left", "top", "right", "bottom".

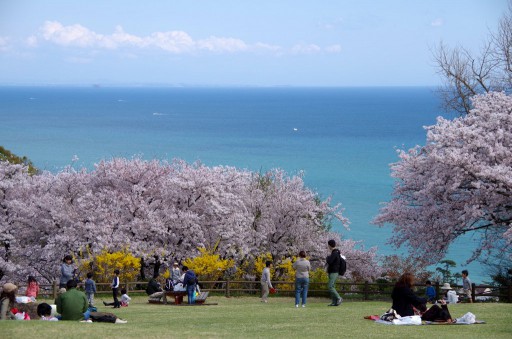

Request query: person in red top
[{"left": 25, "top": 276, "right": 40, "bottom": 301}]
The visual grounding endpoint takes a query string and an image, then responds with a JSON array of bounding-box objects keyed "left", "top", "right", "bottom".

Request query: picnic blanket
[{"left": 365, "top": 312, "right": 485, "bottom": 325}]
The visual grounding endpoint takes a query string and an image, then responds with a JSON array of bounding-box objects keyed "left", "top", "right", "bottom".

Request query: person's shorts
[{"left": 463, "top": 289, "right": 472, "bottom": 298}]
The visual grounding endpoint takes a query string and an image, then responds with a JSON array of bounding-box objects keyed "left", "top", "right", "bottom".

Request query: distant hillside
[{"left": 0, "top": 146, "right": 38, "bottom": 175}]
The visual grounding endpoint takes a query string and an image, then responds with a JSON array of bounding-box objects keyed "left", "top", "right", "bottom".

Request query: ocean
[{"left": 0, "top": 86, "right": 485, "bottom": 282}]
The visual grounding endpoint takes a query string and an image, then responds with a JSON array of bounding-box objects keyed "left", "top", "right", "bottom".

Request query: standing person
[
  {"left": 171, "top": 262, "right": 181, "bottom": 283},
  {"left": 182, "top": 266, "right": 197, "bottom": 304},
  {"left": 326, "top": 239, "right": 343, "bottom": 306},
  {"left": 110, "top": 269, "right": 120, "bottom": 308},
  {"left": 60, "top": 255, "right": 76, "bottom": 289},
  {"left": 425, "top": 280, "right": 436, "bottom": 303},
  {"left": 1, "top": 283, "right": 17, "bottom": 320},
  {"left": 260, "top": 261, "right": 274, "bottom": 303},
  {"left": 293, "top": 251, "right": 311, "bottom": 308},
  {"left": 391, "top": 272, "right": 427, "bottom": 317},
  {"left": 462, "top": 270, "right": 473, "bottom": 303},
  {"left": 25, "top": 275, "right": 40, "bottom": 301},
  {"left": 56, "top": 279, "right": 88, "bottom": 321},
  {"left": 84, "top": 272, "right": 97, "bottom": 307}
]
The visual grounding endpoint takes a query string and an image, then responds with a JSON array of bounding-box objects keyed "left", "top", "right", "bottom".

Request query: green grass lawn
[{"left": 1, "top": 296, "right": 511, "bottom": 339}]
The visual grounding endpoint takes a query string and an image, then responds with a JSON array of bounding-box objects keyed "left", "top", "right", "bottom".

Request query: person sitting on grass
[
  {"left": 425, "top": 280, "right": 436, "bottom": 303},
  {"left": 25, "top": 276, "right": 40, "bottom": 301},
  {"left": 104, "top": 288, "right": 131, "bottom": 307},
  {"left": 56, "top": 279, "right": 88, "bottom": 321},
  {"left": 146, "top": 276, "right": 168, "bottom": 304},
  {"left": 391, "top": 272, "right": 427, "bottom": 317},
  {"left": 1, "top": 283, "right": 17, "bottom": 320},
  {"left": 37, "top": 303, "right": 58, "bottom": 321}
]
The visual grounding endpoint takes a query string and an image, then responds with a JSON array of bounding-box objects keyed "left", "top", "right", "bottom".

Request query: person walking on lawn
[{"left": 326, "top": 239, "right": 343, "bottom": 306}]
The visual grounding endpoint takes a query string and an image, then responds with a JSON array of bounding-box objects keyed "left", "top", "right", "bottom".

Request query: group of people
[
  {"left": 0, "top": 255, "right": 129, "bottom": 323},
  {"left": 2, "top": 243, "right": 477, "bottom": 323},
  {"left": 425, "top": 269, "right": 473, "bottom": 304},
  {"left": 390, "top": 269, "right": 475, "bottom": 323},
  {"left": 260, "top": 239, "right": 345, "bottom": 307},
  {"left": 146, "top": 262, "right": 199, "bottom": 304}
]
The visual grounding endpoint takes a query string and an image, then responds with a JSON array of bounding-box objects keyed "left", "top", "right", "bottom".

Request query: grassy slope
[{"left": 1, "top": 296, "right": 511, "bottom": 339}]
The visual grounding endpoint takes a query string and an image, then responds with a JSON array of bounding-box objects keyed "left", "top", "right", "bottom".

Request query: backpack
[
  {"left": 339, "top": 254, "right": 347, "bottom": 276},
  {"left": 164, "top": 278, "right": 174, "bottom": 291}
]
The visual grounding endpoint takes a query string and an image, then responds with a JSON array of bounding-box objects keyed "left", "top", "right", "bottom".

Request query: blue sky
[{"left": 0, "top": 0, "right": 508, "bottom": 86}]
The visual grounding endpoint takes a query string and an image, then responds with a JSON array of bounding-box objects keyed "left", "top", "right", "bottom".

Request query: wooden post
[
  {"left": 508, "top": 284, "right": 512, "bottom": 303},
  {"left": 225, "top": 279, "right": 230, "bottom": 298},
  {"left": 435, "top": 281, "right": 440, "bottom": 301},
  {"left": 471, "top": 283, "right": 476, "bottom": 303}
]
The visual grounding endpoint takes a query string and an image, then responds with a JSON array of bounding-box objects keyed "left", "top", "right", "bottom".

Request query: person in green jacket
[{"left": 56, "top": 279, "right": 88, "bottom": 320}]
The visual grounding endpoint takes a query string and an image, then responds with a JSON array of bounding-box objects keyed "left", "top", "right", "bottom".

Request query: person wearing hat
[
  {"left": 1, "top": 283, "right": 17, "bottom": 320},
  {"left": 441, "top": 283, "right": 459, "bottom": 304},
  {"left": 171, "top": 262, "right": 181, "bottom": 284}
]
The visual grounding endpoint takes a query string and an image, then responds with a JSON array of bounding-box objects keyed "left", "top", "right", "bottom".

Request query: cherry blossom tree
[
  {"left": 1, "top": 157, "right": 382, "bottom": 284},
  {"left": 374, "top": 92, "right": 512, "bottom": 263},
  {"left": 0, "top": 162, "right": 30, "bottom": 280}
]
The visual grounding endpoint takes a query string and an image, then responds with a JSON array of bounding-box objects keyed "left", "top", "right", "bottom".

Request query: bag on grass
[{"left": 380, "top": 308, "right": 400, "bottom": 322}]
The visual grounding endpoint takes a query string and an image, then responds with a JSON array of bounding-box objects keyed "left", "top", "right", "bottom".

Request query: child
[
  {"left": 25, "top": 276, "right": 40, "bottom": 301},
  {"left": 462, "top": 270, "right": 473, "bottom": 303},
  {"left": 103, "top": 269, "right": 121, "bottom": 308},
  {"left": 260, "top": 261, "right": 273, "bottom": 303},
  {"left": 84, "top": 272, "right": 97, "bottom": 307},
  {"left": 37, "top": 302, "right": 58, "bottom": 321},
  {"left": 110, "top": 269, "right": 120, "bottom": 308},
  {"left": 104, "top": 288, "right": 130, "bottom": 307},
  {"left": 425, "top": 280, "right": 436, "bottom": 303},
  {"left": 120, "top": 289, "right": 131, "bottom": 307}
]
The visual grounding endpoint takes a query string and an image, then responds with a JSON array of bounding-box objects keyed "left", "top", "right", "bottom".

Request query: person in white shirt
[{"left": 260, "top": 261, "right": 273, "bottom": 303}]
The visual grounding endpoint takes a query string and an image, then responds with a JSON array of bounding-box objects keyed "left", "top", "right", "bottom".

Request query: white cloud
[
  {"left": 431, "top": 18, "right": 443, "bottom": 27},
  {"left": 37, "top": 21, "right": 334, "bottom": 56},
  {"left": 26, "top": 35, "right": 38, "bottom": 47},
  {"left": 291, "top": 44, "right": 322, "bottom": 55},
  {"left": 197, "top": 36, "right": 248, "bottom": 53},
  {"left": 41, "top": 21, "right": 102, "bottom": 47},
  {"left": 325, "top": 44, "right": 342, "bottom": 53}
]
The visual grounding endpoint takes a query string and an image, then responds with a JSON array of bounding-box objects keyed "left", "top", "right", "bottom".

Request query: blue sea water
[{"left": 0, "top": 86, "right": 486, "bottom": 282}]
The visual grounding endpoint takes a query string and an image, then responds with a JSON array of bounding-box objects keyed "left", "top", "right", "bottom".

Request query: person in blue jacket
[{"left": 182, "top": 266, "right": 197, "bottom": 304}]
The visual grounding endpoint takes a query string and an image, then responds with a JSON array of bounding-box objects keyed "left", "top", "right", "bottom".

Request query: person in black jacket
[
  {"left": 326, "top": 239, "right": 343, "bottom": 306},
  {"left": 391, "top": 272, "right": 427, "bottom": 316}
]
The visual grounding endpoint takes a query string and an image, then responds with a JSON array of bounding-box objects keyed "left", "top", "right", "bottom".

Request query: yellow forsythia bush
[
  {"left": 252, "top": 253, "right": 274, "bottom": 278},
  {"left": 183, "top": 247, "right": 234, "bottom": 281},
  {"left": 275, "top": 257, "right": 296, "bottom": 291},
  {"left": 309, "top": 267, "right": 329, "bottom": 284},
  {"left": 79, "top": 248, "right": 141, "bottom": 285}
]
